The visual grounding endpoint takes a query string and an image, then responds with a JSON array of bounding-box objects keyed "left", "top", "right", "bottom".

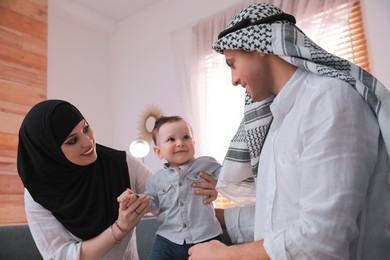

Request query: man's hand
[
  {"left": 192, "top": 171, "right": 218, "bottom": 204},
  {"left": 188, "top": 240, "right": 228, "bottom": 260},
  {"left": 189, "top": 240, "right": 270, "bottom": 260}
]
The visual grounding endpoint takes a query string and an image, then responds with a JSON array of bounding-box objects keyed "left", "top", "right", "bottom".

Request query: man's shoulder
[{"left": 306, "top": 71, "right": 351, "bottom": 91}]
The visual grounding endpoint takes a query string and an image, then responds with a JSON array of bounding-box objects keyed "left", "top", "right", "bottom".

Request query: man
[{"left": 188, "top": 3, "right": 390, "bottom": 260}]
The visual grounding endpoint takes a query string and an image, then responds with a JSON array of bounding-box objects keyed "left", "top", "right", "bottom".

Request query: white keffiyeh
[{"left": 213, "top": 3, "right": 390, "bottom": 205}]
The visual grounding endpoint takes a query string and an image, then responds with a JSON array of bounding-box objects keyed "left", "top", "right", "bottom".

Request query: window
[
  {"left": 202, "top": 53, "right": 245, "bottom": 164},
  {"left": 298, "top": 1, "right": 369, "bottom": 70}
]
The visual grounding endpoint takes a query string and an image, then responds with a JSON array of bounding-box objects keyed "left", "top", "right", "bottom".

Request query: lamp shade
[{"left": 129, "top": 139, "right": 150, "bottom": 158}]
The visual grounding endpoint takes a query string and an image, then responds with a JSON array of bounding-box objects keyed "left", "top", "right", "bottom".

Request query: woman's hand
[
  {"left": 117, "top": 188, "right": 138, "bottom": 204},
  {"left": 79, "top": 189, "right": 150, "bottom": 259},
  {"left": 116, "top": 188, "right": 150, "bottom": 232},
  {"left": 192, "top": 172, "right": 218, "bottom": 204}
]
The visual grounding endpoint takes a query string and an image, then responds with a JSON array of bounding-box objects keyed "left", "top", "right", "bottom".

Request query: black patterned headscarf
[
  {"left": 17, "top": 99, "right": 130, "bottom": 240},
  {"left": 213, "top": 3, "right": 390, "bottom": 204}
]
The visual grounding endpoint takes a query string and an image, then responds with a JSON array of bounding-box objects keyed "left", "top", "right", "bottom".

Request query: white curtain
[{"left": 171, "top": 0, "right": 356, "bottom": 162}]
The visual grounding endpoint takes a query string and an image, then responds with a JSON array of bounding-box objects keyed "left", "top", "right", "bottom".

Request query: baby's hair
[{"left": 152, "top": 116, "right": 183, "bottom": 145}]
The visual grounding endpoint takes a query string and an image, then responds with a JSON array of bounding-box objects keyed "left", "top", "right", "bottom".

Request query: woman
[{"left": 17, "top": 99, "right": 219, "bottom": 259}]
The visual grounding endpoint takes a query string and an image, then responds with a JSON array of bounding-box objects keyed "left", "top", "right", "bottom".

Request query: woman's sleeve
[
  {"left": 126, "top": 153, "right": 154, "bottom": 194},
  {"left": 24, "top": 188, "right": 82, "bottom": 259}
]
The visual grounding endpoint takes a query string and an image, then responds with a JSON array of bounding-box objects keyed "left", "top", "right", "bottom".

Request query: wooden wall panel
[
  {"left": 0, "top": 0, "right": 47, "bottom": 225},
  {"left": 0, "top": 62, "right": 47, "bottom": 90}
]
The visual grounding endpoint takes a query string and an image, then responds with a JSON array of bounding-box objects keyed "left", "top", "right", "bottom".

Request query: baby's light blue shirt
[{"left": 144, "top": 156, "right": 222, "bottom": 244}]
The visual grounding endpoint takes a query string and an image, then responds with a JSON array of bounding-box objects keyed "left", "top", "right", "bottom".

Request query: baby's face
[{"left": 154, "top": 120, "right": 195, "bottom": 168}]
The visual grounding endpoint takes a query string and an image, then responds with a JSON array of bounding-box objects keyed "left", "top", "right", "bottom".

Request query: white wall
[
  {"left": 49, "top": 0, "right": 243, "bottom": 171},
  {"left": 109, "top": 0, "right": 243, "bottom": 170},
  {"left": 48, "top": 0, "right": 390, "bottom": 172},
  {"left": 48, "top": 0, "right": 116, "bottom": 146}
]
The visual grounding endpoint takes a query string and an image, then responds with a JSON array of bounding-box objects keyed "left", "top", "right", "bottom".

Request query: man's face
[{"left": 224, "top": 49, "right": 275, "bottom": 101}]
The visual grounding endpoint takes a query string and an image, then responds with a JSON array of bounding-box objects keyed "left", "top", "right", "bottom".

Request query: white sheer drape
[{"left": 171, "top": 0, "right": 355, "bottom": 161}]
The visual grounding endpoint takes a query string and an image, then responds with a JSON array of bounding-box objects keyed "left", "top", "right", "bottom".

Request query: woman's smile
[{"left": 81, "top": 146, "right": 95, "bottom": 157}]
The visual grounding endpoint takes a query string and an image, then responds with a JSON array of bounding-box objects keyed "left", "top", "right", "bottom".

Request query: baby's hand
[{"left": 117, "top": 188, "right": 136, "bottom": 203}]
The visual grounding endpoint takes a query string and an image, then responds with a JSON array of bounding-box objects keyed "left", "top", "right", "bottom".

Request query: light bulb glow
[{"left": 129, "top": 139, "right": 150, "bottom": 158}]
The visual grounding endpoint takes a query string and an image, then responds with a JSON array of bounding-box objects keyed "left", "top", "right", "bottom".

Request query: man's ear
[
  {"left": 153, "top": 146, "right": 164, "bottom": 160},
  {"left": 256, "top": 51, "right": 267, "bottom": 58}
]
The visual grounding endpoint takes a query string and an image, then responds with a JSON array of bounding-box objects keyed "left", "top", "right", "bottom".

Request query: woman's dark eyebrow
[
  {"left": 64, "top": 132, "right": 77, "bottom": 141},
  {"left": 65, "top": 120, "right": 86, "bottom": 141}
]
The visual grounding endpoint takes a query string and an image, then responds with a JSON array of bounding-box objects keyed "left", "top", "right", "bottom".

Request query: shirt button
[
  {"left": 182, "top": 223, "right": 187, "bottom": 228},
  {"left": 179, "top": 182, "right": 182, "bottom": 186},
  {"left": 179, "top": 202, "right": 184, "bottom": 206}
]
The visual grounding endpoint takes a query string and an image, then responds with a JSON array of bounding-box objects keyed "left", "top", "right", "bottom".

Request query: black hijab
[{"left": 17, "top": 99, "right": 130, "bottom": 240}]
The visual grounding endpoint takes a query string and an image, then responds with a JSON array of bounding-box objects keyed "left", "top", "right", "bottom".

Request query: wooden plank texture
[
  {"left": 0, "top": 0, "right": 47, "bottom": 226},
  {"left": 0, "top": 61, "right": 47, "bottom": 90},
  {"left": 0, "top": 175, "right": 23, "bottom": 194},
  {"left": 0, "top": 26, "right": 23, "bottom": 48},
  {"left": 0, "top": 100, "right": 34, "bottom": 115},
  {"left": 0, "top": 0, "right": 48, "bottom": 23},
  {"left": 0, "top": 133, "right": 18, "bottom": 151},
  {"left": 0, "top": 26, "right": 47, "bottom": 56},
  {"left": 0, "top": 80, "right": 46, "bottom": 106},
  {"left": 0, "top": 7, "right": 47, "bottom": 40},
  {"left": 0, "top": 194, "right": 26, "bottom": 224},
  {"left": 0, "top": 146, "right": 17, "bottom": 175},
  {"left": 0, "top": 42, "right": 47, "bottom": 72},
  {"left": 0, "top": 111, "right": 24, "bottom": 134}
]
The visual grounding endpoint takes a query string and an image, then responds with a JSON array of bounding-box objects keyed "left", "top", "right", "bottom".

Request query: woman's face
[{"left": 60, "top": 120, "right": 97, "bottom": 166}]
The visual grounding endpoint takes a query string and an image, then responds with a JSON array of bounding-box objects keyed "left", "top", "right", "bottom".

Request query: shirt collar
[
  {"left": 163, "top": 158, "right": 196, "bottom": 170},
  {"left": 271, "top": 68, "right": 308, "bottom": 115}
]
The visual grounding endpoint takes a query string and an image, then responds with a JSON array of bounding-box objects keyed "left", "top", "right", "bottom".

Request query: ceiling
[{"left": 64, "top": 0, "right": 164, "bottom": 21}]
